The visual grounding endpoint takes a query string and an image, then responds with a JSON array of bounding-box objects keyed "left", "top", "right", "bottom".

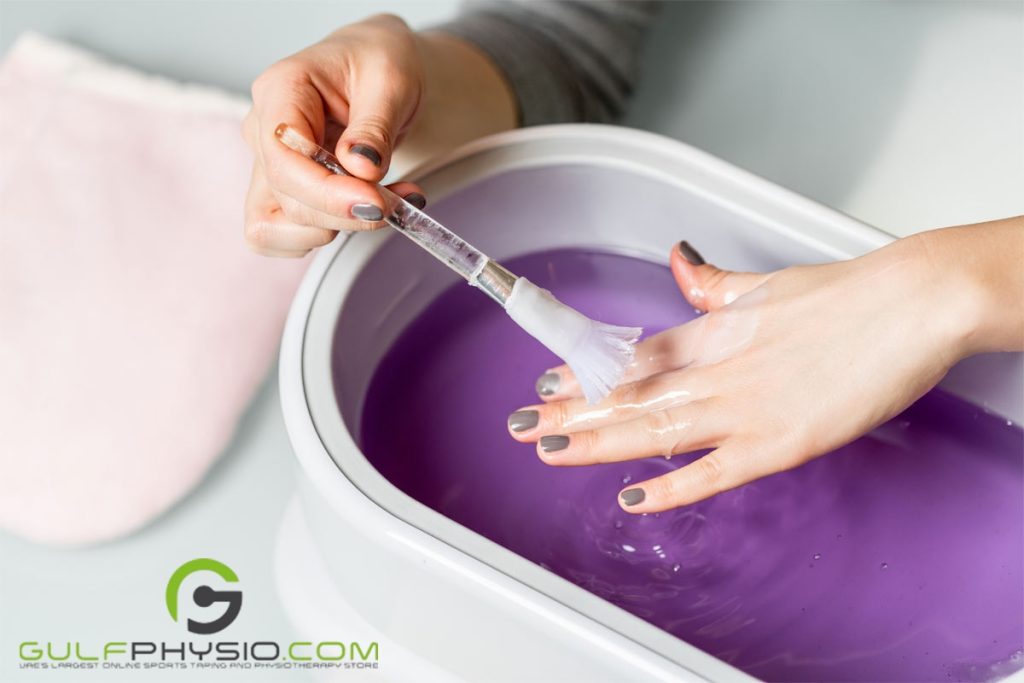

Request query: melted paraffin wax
[{"left": 358, "top": 249, "right": 1024, "bottom": 683}]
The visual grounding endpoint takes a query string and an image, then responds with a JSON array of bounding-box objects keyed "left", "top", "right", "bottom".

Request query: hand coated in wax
[{"left": 508, "top": 218, "right": 1024, "bottom": 513}]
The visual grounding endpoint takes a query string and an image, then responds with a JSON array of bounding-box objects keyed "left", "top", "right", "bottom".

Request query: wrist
[{"left": 909, "top": 219, "right": 1024, "bottom": 359}]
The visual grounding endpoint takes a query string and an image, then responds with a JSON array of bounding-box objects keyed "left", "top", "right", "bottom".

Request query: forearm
[{"left": 397, "top": 31, "right": 517, "bottom": 170}]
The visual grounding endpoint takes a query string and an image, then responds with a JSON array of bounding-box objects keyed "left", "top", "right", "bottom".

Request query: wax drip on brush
[{"left": 274, "top": 124, "right": 642, "bottom": 403}]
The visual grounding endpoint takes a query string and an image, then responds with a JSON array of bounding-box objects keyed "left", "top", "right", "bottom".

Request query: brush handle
[
  {"left": 378, "top": 185, "right": 488, "bottom": 282},
  {"left": 274, "top": 125, "right": 491, "bottom": 285},
  {"left": 384, "top": 192, "right": 518, "bottom": 304}
]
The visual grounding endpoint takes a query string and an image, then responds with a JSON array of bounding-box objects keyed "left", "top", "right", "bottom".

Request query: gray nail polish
[
  {"left": 678, "top": 240, "right": 705, "bottom": 266},
  {"left": 535, "top": 372, "right": 560, "bottom": 396},
  {"left": 540, "top": 435, "right": 570, "bottom": 452},
  {"left": 351, "top": 203, "right": 384, "bottom": 221},
  {"left": 349, "top": 144, "right": 381, "bottom": 166},
  {"left": 621, "top": 488, "right": 646, "bottom": 506},
  {"left": 404, "top": 192, "right": 427, "bottom": 210},
  {"left": 508, "top": 410, "right": 539, "bottom": 433}
]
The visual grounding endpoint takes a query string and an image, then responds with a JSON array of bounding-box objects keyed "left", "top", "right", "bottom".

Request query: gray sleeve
[{"left": 436, "top": 1, "right": 662, "bottom": 126}]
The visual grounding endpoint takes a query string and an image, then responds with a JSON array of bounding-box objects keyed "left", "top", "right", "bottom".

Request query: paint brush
[{"left": 274, "top": 124, "right": 642, "bottom": 403}]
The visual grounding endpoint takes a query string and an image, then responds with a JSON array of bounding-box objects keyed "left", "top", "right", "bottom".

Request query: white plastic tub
[{"left": 275, "top": 125, "right": 1023, "bottom": 682}]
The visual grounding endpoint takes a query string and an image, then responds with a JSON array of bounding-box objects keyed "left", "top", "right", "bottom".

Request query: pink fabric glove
[{"left": 0, "top": 34, "right": 308, "bottom": 546}]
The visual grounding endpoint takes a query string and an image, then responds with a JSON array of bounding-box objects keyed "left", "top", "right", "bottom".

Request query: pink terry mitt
[{"left": 0, "top": 34, "right": 308, "bottom": 546}]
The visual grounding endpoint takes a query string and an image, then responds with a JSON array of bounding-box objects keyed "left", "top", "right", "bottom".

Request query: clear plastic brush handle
[
  {"left": 274, "top": 124, "right": 488, "bottom": 284},
  {"left": 378, "top": 186, "right": 488, "bottom": 282}
]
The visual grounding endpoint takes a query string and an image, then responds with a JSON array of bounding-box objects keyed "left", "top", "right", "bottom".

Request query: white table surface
[{"left": 1, "top": 2, "right": 1021, "bottom": 681}]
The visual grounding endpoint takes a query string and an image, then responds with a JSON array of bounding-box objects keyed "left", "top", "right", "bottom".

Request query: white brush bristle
[
  {"left": 565, "top": 321, "right": 643, "bottom": 404},
  {"left": 504, "top": 278, "right": 642, "bottom": 404}
]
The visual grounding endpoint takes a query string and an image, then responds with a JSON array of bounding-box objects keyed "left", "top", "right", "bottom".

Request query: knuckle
[
  {"left": 546, "top": 401, "right": 571, "bottom": 431},
  {"left": 363, "top": 13, "right": 412, "bottom": 37},
  {"left": 605, "top": 381, "right": 644, "bottom": 417},
  {"left": 642, "top": 409, "right": 676, "bottom": 435},
  {"left": 253, "top": 60, "right": 297, "bottom": 91},
  {"left": 367, "top": 12, "right": 404, "bottom": 27},
  {"left": 703, "top": 268, "right": 731, "bottom": 297},
  {"left": 693, "top": 454, "right": 724, "bottom": 490},
  {"left": 666, "top": 404, "right": 710, "bottom": 456},
  {"left": 645, "top": 474, "right": 677, "bottom": 503},
  {"left": 641, "top": 410, "right": 677, "bottom": 455},
  {"left": 647, "top": 409, "right": 688, "bottom": 456},
  {"left": 250, "top": 68, "right": 277, "bottom": 99},
  {"left": 244, "top": 218, "right": 274, "bottom": 250},
  {"left": 572, "top": 429, "right": 599, "bottom": 455},
  {"left": 349, "top": 114, "right": 394, "bottom": 151}
]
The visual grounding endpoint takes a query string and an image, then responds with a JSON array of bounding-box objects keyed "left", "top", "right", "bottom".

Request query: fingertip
[
  {"left": 670, "top": 241, "right": 768, "bottom": 311},
  {"left": 349, "top": 202, "right": 384, "bottom": 222},
  {"left": 670, "top": 242, "right": 714, "bottom": 311},
  {"left": 403, "top": 192, "right": 427, "bottom": 210},
  {"left": 344, "top": 156, "right": 385, "bottom": 182},
  {"left": 676, "top": 240, "right": 706, "bottom": 266},
  {"left": 384, "top": 182, "right": 427, "bottom": 210},
  {"left": 536, "top": 367, "right": 581, "bottom": 401},
  {"left": 669, "top": 244, "right": 695, "bottom": 287},
  {"left": 536, "top": 434, "right": 570, "bottom": 464},
  {"left": 336, "top": 180, "right": 390, "bottom": 226},
  {"left": 348, "top": 143, "right": 382, "bottom": 167},
  {"left": 618, "top": 487, "right": 648, "bottom": 513},
  {"left": 535, "top": 371, "right": 562, "bottom": 399},
  {"left": 340, "top": 142, "right": 388, "bottom": 182},
  {"left": 507, "top": 407, "right": 540, "bottom": 440}
]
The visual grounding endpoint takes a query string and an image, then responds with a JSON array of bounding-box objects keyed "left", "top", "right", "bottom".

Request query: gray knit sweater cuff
[{"left": 437, "top": 1, "right": 661, "bottom": 127}]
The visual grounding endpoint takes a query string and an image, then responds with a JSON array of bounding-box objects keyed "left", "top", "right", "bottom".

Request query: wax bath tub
[{"left": 275, "top": 125, "right": 1024, "bottom": 682}]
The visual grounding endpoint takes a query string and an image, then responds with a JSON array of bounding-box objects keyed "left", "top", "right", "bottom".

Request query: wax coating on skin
[
  {"left": 557, "top": 378, "right": 696, "bottom": 432},
  {"left": 358, "top": 248, "right": 1024, "bottom": 682}
]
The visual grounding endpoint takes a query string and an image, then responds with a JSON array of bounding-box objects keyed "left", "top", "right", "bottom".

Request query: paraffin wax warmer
[{"left": 275, "top": 125, "right": 1024, "bottom": 683}]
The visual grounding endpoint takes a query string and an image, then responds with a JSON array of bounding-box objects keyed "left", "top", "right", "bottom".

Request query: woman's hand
[
  {"left": 242, "top": 14, "right": 516, "bottom": 257},
  {"left": 507, "top": 218, "right": 1024, "bottom": 513}
]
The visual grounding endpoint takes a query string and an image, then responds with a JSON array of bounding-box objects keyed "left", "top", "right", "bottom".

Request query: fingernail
[
  {"left": 620, "top": 488, "right": 646, "bottom": 506},
  {"left": 677, "top": 240, "right": 705, "bottom": 266},
  {"left": 535, "top": 372, "right": 560, "bottom": 397},
  {"left": 540, "top": 435, "right": 570, "bottom": 452},
  {"left": 349, "top": 144, "right": 381, "bottom": 166},
  {"left": 508, "top": 410, "right": 539, "bottom": 433},
  {"left": 351, "top": 203, "right": 384, "bottom": 221},
  {"left": 403, "top": 192, "right": 427, "bottom": 210}
]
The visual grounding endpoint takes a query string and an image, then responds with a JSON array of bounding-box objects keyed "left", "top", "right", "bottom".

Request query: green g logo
[{"left": 165, "top": 559, "right": 242, "bottom": 635}]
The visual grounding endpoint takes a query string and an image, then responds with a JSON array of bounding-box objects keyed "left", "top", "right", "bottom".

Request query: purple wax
[{"left": 358, "top": 249, "right": 1024, "bottom": 682}]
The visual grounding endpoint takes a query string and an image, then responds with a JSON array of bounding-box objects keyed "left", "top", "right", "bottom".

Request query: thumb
[
  {"left": 336, "top": 77, "right": 417, "bottom": 183},
  {"left": 670, "top": 241, "right": 768, "bottom": 311}
]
